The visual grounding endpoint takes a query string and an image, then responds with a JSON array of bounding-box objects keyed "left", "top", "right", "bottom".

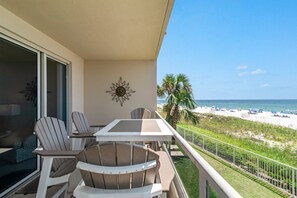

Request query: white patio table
[{"left": 94, "top": 119, "right": 173, "bottom": 142}]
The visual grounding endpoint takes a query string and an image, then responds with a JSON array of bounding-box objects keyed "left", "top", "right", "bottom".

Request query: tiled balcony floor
[{"left": 9, "top": 176, "right": 64, "bottom": 198}]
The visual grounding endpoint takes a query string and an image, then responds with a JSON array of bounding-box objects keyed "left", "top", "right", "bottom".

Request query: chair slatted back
[
  {"left": 34, "top": 117, "right": 71, "bottom": 171},
  {"left": 72, "top": 111, "right": 90, "bottom": 133},
  {"left": 76, "top": 143, "right": 159, "bottom": 190},
  {"left": 131, "top": 108, "right": 151, "bottom": 119}
]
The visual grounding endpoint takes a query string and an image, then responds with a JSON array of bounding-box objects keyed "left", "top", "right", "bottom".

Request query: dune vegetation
[{"left": 178, "top": 113, "right": 297, "bottom": 167}]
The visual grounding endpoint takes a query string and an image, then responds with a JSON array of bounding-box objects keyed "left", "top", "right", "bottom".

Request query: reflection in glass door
[
  {"left": 0, "top": 37, "right": 38, "bottom": 195},
  {"left": 47, "top": 58, "right": 67, "bottom": 125}
]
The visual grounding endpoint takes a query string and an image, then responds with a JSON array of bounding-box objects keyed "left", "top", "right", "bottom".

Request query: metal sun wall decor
[{"left": 106, "top": 77, "right": 136, "bottom": 107}]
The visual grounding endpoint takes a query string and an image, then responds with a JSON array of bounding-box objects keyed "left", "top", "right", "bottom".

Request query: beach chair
[
  {"left": 72, "top": 111, "right": 106, "bottom": 133},
  {"left": 131, "top": 107, "right": 151, "bottom": 119},
  {"left": 74, "top": 142, "right": 163, "bottom": 198},
  {"left": 72, "top": 111, "right": 106, "bottom": 148},
  {"left": 130, "top": 108, "right": 153, "bottom": 147},
  {"left": 34, "top": 117, "right": 80, "bottom": 198}
]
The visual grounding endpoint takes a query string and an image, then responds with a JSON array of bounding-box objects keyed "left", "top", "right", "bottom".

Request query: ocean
[{"left": 157, "top": 99, "right": 297, "bottom": 113}]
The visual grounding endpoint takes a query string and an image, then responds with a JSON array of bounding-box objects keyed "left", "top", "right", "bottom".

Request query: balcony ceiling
[{"left": 0, "top": 0, "right": 173, "bottom": 60}]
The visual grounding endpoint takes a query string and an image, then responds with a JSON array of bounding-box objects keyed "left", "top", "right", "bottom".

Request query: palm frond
[
  {"left": 176, "top": 73, "right": 189, "bottom": 84},
  {"left": 157, "top": 85, "right": 165, "bottom": 98},
  {"left": 162, "top": 74, "right": 176, "bottom": 94},
  {"left": 180, "top": 109, "right": 199, "bottom": 125},
  {"left": 165, "top": 113, "right": 174, "bottom": 126}
]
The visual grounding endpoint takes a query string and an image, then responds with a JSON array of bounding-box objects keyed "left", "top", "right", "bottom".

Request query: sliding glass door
[
  {"left": 0, "top": 36, "right": 69, "bottom": 196},
  {"left": 0, "top": 37, "right": 38, "bottom": 195}
]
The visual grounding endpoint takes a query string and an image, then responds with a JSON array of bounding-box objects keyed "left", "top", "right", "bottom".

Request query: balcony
[{"left": 8, "top": 111, "right": 241, "bottom": 198}]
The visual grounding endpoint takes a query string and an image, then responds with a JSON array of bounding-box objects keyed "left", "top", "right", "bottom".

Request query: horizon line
[{"left": 157, "top": 98, "right": 297, "bottom": 101}]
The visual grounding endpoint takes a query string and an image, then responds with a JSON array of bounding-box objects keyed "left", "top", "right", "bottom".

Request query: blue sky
[{"left": 157, "top": 1, "right": 297, "bottom": 100}]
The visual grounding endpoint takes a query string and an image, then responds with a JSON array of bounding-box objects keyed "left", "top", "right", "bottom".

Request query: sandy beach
[{"left": 193, "top": 107, "right": 297, "bottom": 130}]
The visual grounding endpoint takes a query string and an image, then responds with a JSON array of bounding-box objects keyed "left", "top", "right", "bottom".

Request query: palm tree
[{"left": 157, "top": 73, "right": 199, "bottom": 129}]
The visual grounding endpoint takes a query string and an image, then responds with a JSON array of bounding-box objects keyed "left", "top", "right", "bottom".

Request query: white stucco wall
[
  {"left": 0, "top": 5, "right": 84, "bottom": 114},
  {"left": 84, "top": 60, "right": 157, "bottom": 125}
]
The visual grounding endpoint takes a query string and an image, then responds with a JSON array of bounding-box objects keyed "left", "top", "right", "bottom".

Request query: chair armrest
[
  {"left": 74, "top": 184, "right": 162, "bottom": 198},
  {"left": 156, "top": 151, "right": 175, "bottom": 192},
  {"left": 33, "top": 148, "right": 80, "bottom": 157},
  {"left": 69, "top": 132, "right": 95, "bottom": 138},
  {"left": 77, "top": 160, "right": 157, "bottom": 175},
  {"left": 90, "top": 125, "right": 106, "bottom": 128}
]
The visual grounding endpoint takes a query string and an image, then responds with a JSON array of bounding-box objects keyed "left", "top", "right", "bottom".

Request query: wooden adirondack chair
[
  {"left": 72, "top": 111, "right": 92, "bottom": 133},
  {"left": 130, "top": 107, "right": 151, "bottom": 119},
  {"left": 71, "top": 111, "right": 106, "bottom": 148},
  {"left": 131, "top": 108, "right": 156, "bottom": 148},
  {"left": 34, "top": 117, "right": 80, "bottom": 198},
  {"left": 74, "top": 142, "right": 163, "bottom": 198},
  {"left": 72, "top": 111, "right": 106, "bottom": 133}
]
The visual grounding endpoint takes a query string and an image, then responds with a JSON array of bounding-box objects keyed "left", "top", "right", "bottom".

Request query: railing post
[
  {"left": 216, "top": 142, "right": 218, "bottom": 156},
  {"left": 202, "top": 135, "right": 205, "bottom": 150},
  {"left": 199, "top": 170, "right": 208, "bottom": 198},
  {"left": 233, "top": 148, "right": 235, "bottom": 165},
  {"left": 256, "top": 157, "right": 259, "bottom": 178},
  {"left": 192, "top": 131, "right": 194, "bottom": 143},
  {"left": 293, "top": 170, "right": 295, "bottom": 196}
]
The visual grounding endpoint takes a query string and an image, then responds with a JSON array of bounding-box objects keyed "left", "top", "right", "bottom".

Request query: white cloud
[
  {"left": 238, "top": 68, "right": 265, "bottom": 76},
  {"left": 238, "top": 72, "right": 248, "bottom": 76},
  {"left": 251, "top": 69, "right": 265, "bottom": 75},
  {"left": 236, "top": 65, "right": 248, "bottom": 70},
  {"left": 262, "top": 83, "right": 271, "bottom": 87}
]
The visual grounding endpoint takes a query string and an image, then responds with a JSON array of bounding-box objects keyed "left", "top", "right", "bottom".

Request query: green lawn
[
  {"left": 196, "top": 149, "right": 283, "bottom": 198},
  {"left": 174, "top": 149, "right": 283, "bottom": 198},
  {"left": 174, "top": 156, "right": 199, "bottom": 197}
]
